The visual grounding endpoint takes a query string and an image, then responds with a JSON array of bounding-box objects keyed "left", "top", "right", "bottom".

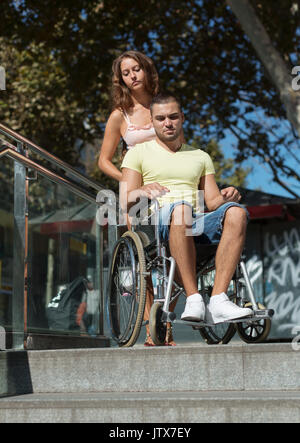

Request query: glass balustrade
[
  {"left": 0, "top": 156, "right": 14, "bottom": 347},
  {"left": 27, "top": 172, "right": 103, "bottom": 339},
  {"left": 0, "top": 130, "right": 115, "bottom": 349}
]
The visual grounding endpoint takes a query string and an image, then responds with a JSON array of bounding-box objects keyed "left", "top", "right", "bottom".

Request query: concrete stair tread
[
  {"left": 2, "top": 342, "right": 300, "bottom": 395},
  {"left": 1, "top": 390, "right": 300, "bottom": 423},
  {"left": 1, "top": 343, "right": 300, "bottom": 422}
]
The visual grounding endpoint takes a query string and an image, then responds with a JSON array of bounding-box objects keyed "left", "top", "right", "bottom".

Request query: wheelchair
[{"left": 107, "top": 200, "right": 274, "bottom": 347}]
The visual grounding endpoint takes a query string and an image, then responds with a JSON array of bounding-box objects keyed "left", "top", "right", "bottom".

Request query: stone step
[
  {"left": 1, "top": 343, "right": 299, "bottom": 397},
  {"left": 0, "top": 390, "right": 299, "bottom": 423}
]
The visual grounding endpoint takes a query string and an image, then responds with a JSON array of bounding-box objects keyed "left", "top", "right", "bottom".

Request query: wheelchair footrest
[
  {"left": 225, "top": 309, "right": 274, "bottom": 324},
  {"left": 254, "top": 308, "right": 274, "bottom": 317},
  {"left": 242, "top": 309, "right": 274, "bottom": 321},
  {"left": 172, "top": 309, "right": 274, "bottom": 328}
]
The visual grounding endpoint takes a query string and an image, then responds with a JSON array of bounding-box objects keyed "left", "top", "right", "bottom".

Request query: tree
[
  {"left": 0, "top": 0, "right": 299, "bottom": 196},
  {"left": 227, "top": 0, "right": 300, "bottom": 137},
  {"left": 226, "top": 0, "right": 300, "bottom": 197},
  {"left": 0, "top": 36, "right": 88, "bottom": 164}
]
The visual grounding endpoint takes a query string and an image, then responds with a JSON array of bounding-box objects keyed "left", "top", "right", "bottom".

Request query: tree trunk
[{"left": 227, "top": 0, "right": 300, "bottom": 137}]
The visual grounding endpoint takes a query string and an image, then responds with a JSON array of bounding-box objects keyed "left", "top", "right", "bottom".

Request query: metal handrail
[
  {"left": 0, "top": 122, "right": 104, "bottom": 192},
  {"left": 0, "top": 146, "right": 97, "bottom": 204}
]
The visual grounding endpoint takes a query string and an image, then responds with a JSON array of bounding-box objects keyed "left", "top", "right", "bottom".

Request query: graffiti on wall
[
  {"left": 263, "top": 227, "right": 300, "bottom": 337},
  {"left": 245, "top": 253, "right": 264, "bottom": 302},
  {"left": 245, "top": 224, "right": 300, "bottom": 338}
]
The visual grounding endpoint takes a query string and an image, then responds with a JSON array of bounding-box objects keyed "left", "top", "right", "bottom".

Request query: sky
[
  {"left": 221, "top": 130, "right": 297, "bottom": 199},
  {"left": 218, "top": 97, "right": 300, "bottom": 200}
]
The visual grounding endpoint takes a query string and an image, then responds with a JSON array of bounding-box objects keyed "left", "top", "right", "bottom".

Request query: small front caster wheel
[{"left": 236, "top": 302, "right": 271, "bottom": 343}]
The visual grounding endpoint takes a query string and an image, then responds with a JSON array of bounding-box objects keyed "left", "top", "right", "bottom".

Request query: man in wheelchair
[{"left": 120, "top": 92, "right": 252, "bottom": 324}]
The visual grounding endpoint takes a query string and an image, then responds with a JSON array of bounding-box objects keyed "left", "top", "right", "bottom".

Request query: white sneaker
[
  {"left": 206, "top": 293, "right": 252, "bottom": 324},
  {"left": 181, "top": 293, "right": 205, "bottom": 322}
]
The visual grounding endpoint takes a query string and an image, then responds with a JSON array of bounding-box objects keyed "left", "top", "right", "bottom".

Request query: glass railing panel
[
  {"left": 0, "top": 141, "right": 116, "bottom": 347},
  {"left": 27, "top": 170, "right": 104, "bottom": 338},
  {"left": 0, "top": 156, "right": 14, "bottom": 347}
]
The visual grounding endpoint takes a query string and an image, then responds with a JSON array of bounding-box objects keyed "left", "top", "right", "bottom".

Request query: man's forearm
[
  {"left": 120, "top": 184, "right": 142, "bottom": 214},
  {"left": 127, "top": 189, "right": 144, "bottom": 211},
  {"left": 205, "top": 187, "right": 241, "bottom": 212},
  {"left": 205, "top": 195, "right": 226, "bottom": 212}
]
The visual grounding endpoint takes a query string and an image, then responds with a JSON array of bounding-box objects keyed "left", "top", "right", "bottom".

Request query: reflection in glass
[
  {"left": 0, "top": 157, "right": 14, "bottom": 333},
  {"left": 27, "top": 173, "right": 102, "bottom": 336}
]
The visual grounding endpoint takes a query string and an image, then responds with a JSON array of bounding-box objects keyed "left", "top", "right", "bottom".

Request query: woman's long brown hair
[{"left": 111, "top": 51, "right": 160, "bottom": 113}]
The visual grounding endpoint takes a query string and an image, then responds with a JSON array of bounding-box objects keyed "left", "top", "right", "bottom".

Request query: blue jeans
[{"left": 158, "top": 201, "right": 248, "bottom": 245}]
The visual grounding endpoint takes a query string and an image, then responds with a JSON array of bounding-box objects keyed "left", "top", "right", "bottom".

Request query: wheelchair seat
[{"left": 196, "top": 243, "right": 218, "bottom": 262}]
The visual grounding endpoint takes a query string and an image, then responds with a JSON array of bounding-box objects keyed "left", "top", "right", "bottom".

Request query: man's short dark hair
[{"left": 150, "top": 92, "right": 182, "bottom": 114}]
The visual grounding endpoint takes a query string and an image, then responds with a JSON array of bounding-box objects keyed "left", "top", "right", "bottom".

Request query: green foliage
[
  {"left": 0, "top": 0, "right": 299, "bottom": 195},
  {"left": 0, "top": 37, "right": 89, "bottom": 164}
]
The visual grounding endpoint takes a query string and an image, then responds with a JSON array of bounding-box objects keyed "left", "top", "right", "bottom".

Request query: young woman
[
  {"left": 98, "top": 51, "right": 175, "bottom": 346},
  {"left": 98, "top": 51, "right": 159, "bottom": 180}
]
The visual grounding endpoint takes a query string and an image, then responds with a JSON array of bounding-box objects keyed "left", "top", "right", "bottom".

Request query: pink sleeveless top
[{"left": 122, "top": 111, "right": 156, "bottom": 149}]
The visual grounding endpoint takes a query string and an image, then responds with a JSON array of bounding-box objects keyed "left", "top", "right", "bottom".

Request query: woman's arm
[{"left": 98, "top": 110, "right": 124, "bottom": 182}]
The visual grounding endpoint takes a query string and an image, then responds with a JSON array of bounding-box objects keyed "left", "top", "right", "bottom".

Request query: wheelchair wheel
[
  {"left": 107, "top": 231, "right": 147, "bottom": 347},
  {"left": 149, "top": 302, "right": 167, "bottom": 346},
  {"left": 236, "top": 302, "right": 271, "bottom": 343},
  {"left": 197, "top": 266, "right": 236, "bottom": 345}
]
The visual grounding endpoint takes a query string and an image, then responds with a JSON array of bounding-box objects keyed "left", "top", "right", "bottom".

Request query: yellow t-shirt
[{"left": 121, "top": 140, "right": 215, "bottom": 210}]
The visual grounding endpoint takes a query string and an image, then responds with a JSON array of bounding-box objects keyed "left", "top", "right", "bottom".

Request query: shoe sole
[
  {"left": 181, "top": 315, "right": 204, "bottom": 322},
  {"left": 206, "top": 309, "right": 253, "bottom": 325}
]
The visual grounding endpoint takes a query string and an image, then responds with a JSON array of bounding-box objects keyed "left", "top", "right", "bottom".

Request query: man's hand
[
  {"left": 125, "top": 182, "right": 170, "bottom": 210},
  {"left": 121, "top": 166, "right": 170, "bottom": 211},
  {"left": 220, "top": 187, "right": 241, "bottom": 203},
  {"left": 138, "top": 182, "right": 170, "bottom": 200}
]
